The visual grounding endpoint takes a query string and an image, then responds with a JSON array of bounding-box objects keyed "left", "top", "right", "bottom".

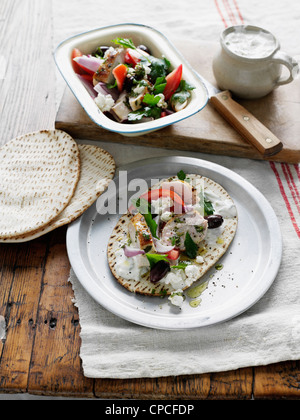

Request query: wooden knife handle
[{"left": 210, "top": 90, "right": 283, "bottom": 157}]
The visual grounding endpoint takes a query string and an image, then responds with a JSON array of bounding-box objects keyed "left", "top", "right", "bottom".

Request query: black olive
[
  {"left": 150, "top": 260, "right": 170, "bottom": 283},
  {"left": 95, "top": 46, "right": 109, "bottom": 57},
  {"left": 123, "top": 75, "right": 135, "bottom": 92},
  {"left": 137, "top": 44, "right": 151, "bottom": 55},
  {"left": 205, "top": 214, "right": 224, "bottom": 229}
]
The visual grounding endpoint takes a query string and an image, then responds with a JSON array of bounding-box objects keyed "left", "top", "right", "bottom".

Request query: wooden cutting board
[{"left": 55, "top": 41, "right": 300, "bottom": 163}]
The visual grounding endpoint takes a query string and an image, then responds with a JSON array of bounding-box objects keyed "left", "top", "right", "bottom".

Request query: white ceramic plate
[
  {"left": 67, "top": 157, "right": 282, "bottom": 330},
  {"left": 54, "top": 23, "right": 208, "bottom": 137}
]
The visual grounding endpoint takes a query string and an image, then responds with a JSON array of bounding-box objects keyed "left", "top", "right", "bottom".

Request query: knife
[{"left": 198, "top": 75, "right": 283, "bottom": 157}]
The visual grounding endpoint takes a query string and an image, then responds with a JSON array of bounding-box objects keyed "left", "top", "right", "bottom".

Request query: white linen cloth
[{"left": 53, "top": 0, "right": 300, "bottom": 378}]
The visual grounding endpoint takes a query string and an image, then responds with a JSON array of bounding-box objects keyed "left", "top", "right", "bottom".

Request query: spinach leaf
[
  {"left": 146, "top": 253, "right": 169, "bottom": 269},
  {"left": 143, "top": 213, "right": 158, "bottom": 239},
  {"left": 184, "top": 232, "right": 198, "bottom": 259},
  {"left": 148, "top": 56, "right": 170, "bottom": 81},
  {"left": 131, "top": 197, "right": 158, "bottom": 239},
  {"left": 204, "top": 196, "right": 214, "bottom": 216}
]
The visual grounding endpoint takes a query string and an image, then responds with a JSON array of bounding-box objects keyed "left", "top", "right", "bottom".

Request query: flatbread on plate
[{"left": 107, "top": 174, "right": 238, "bottom": 296}]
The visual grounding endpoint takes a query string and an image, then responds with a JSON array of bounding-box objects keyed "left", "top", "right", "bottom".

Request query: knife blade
[{"left": 198, "top": 74, "right": 283, "bottom": 157}]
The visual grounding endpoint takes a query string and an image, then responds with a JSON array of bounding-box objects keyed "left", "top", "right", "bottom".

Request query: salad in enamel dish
[{"left": 71, "top": 38, "right": 195, "bottom": 124}]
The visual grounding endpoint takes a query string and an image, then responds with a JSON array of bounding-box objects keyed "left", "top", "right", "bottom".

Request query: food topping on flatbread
[{"left": 107, "top": 172, "right": 238, "bottom": 307}]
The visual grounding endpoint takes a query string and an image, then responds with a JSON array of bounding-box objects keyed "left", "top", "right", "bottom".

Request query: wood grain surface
[{"left": 0, "top": 0, "right": 299, "bottom": 399}]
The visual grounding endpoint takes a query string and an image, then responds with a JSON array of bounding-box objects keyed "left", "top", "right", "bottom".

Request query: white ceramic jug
[{"left": 213, "top": 25, "right": 299, "bottom": 99}]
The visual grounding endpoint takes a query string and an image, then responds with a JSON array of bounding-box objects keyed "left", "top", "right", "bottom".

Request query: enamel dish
[
  {"left": 66, "top": 156, "right": 282, "bottom": 330},
  {"left": 54, "top": 23, "right": 208, "bottom": 136}
]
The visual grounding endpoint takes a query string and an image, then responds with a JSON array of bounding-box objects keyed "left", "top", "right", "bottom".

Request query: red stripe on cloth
[
  {"left": 232, "top": 0, "right": 245, "bottom": 24},
  {"left": 223, "top": 0, "right": 238, "bottom": 25},
  {"left": 281, "top": 163, "right": 300, "bottom": 215},
  {"left": 270, "top": 162, "right": 300, "bottom": 238},
  {"left": 294, "top": 164, "right": 300, "bottom": 182},
  {"left": 214, "top": 0, "right": 228, "bottom": 27}
]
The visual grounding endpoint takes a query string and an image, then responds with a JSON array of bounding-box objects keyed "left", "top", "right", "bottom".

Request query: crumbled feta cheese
[
  {"left": 161, "top": 211, "right": 173, "bottom": 222},
  {"left": 168, "top": 290, "right": 184, "bottom": 308},
  {"left": 94, "top": 92, "right": 115, "bottom": 112},
  {"left": 133, "top": 84, "right": 146, "bottom": 95},
  {"left": 156, "top": 93, "right": 168, "bottom": 109},
  {"left": 185, "top": 264, "right": 201, "bottom": 282},
  {"left": 151, "top": 197, "right": 174, "bottom": 215},
  {"left": 196, "top": 255, "right": 204, "bottom": 264},
  {"left": 104, "top": 46, "right": 115, "bottom": 57},
  {"left": 142, "top": 61, "right": 151, "bottom": 75}
]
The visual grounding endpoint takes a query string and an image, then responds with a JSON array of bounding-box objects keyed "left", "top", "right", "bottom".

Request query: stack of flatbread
[{"left": 0, "top": 129, "right": 115, "bottom": 242}]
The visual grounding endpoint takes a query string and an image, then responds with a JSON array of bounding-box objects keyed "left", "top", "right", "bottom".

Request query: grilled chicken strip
[
  {"left": 128, "top": 213, "right": 154, "bottom": 250},
  {"left": 93, "top": 47, "right": 126, "bottom": 85}
]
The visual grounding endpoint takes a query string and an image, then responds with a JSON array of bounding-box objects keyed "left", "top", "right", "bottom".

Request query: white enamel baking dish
[{"left": 54, "top": 23, "right": 208, "bottom": 137}]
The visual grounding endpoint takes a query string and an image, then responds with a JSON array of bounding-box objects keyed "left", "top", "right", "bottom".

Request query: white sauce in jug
[{"left": 224, "top": 28, "right": 276, "bottom": 58}]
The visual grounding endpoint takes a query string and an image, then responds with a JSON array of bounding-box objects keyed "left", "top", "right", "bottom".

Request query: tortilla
[
  {"left": 0, "top": 130, "right": 80, "bottom": 241},
  {"left": 1, "top": 144, "right": 116, "bottom": 242},
  {"left": 107, "top": 174, "right": 238, "bottom": 296}
]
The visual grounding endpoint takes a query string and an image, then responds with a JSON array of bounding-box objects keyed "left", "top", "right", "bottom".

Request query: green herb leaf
[
  {"left": 142, "top": 93, "right": 161, "bottom": 107},
  {"left": 112, "top": 37, "right": 136, "bottom": 50},
  {"left": 184, "top": 232, "right": 198, "bottom": 259},
  {"left": 146, "top": 253, "right": 169, "bottom": 269},
  {"left": 153, "top": 76, "right": 167, "bottom": 95},
  {"left": 107, "top": 80, "right": 117, "bottom": 89},
  {"left": 172, "top": 262, "right": 188, "bottom": 269},
  {"left": 177, "top": 170, "right": 186, "bottom": 180},
  {"left": 128, "top": 106, "right": 161, "bottom": 122},
  {"left": 171, "top": 80, "right": 196, "bottom": 104}
]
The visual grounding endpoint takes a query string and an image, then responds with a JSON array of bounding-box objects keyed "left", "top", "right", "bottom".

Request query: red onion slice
[
  {"left": 77, "top": 74, "right": 97, "bottom": 98},
  {"left": 94, "top": 82, "right": 119, "bottom": 101},
  {"left": 124, "top": 245, "right": 145, "bottom": 258},
  {"left": 153, "top": 239, "right": 175, "bottom": 254},
  {"left": 73, "top": 55, "right": 103, "bottom": 73}
]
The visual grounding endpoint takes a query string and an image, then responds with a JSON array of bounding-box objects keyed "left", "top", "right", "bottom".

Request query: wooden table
[{"left": 0, "top": 0, "right": 299, "bottom": 399}]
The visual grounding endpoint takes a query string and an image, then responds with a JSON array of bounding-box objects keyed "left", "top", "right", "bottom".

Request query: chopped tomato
[
  {"left": 167, "top": 249, "right": 180, "bottom": 260},
  {"left": 112, "top": 64, "right": 128, "bottom": 91},
  {"left": 124, "top": 49, "right": 141, "bottom": 67},
  {"left": 140, "top": 188, "right": 185, "bottom": 212},
  {"left": 160, "top": 111, "right": 167, "bottom": 118},
  {"left": 163, "top": 64, "right": 183, "bottom": 100},
  {"left": 129, "top": 188, "right": 185, "bottom": 214},
  {"left": 71, "top": 48, "right": 87, "bottom": 75}
]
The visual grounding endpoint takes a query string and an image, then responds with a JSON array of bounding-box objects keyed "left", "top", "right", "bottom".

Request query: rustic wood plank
[
  {"left": 27, "top": 226, "right": 94, "bottom": 397},
  {"left": 0, "top": 238, "right": 49, "bottom": 393},
  {"left": 254, "top": 362, "right": 300, "bottom": 399},
  {"left": 0, "top": 0, "right": 56, "bottom": 148},
  {"left": 94, "top": 369, "right": 253, "bottom": 399}
]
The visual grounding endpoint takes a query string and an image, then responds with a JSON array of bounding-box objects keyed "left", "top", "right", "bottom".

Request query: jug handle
[{"left": 271, "top": 51, "right": 299, "bottom": 86}]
